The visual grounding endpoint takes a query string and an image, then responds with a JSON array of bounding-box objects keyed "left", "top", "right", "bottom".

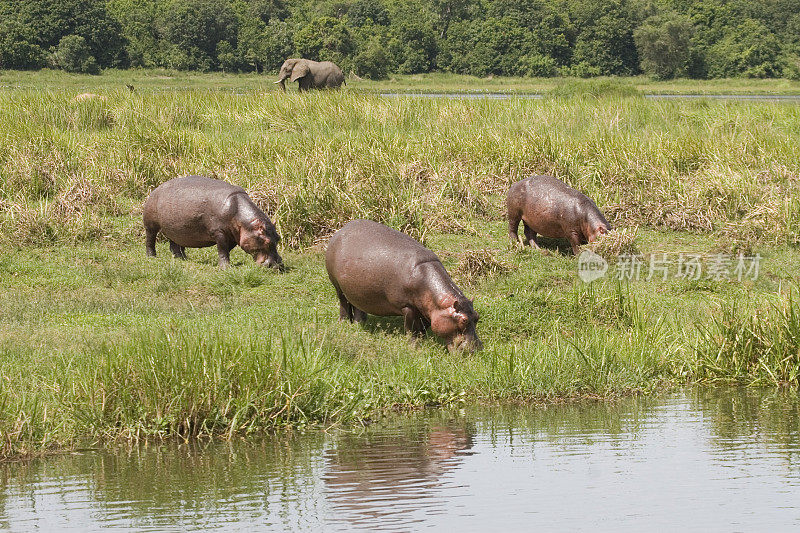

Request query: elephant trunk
[{"left": 274, "top": 78, "right": 286, "bottom": 92}]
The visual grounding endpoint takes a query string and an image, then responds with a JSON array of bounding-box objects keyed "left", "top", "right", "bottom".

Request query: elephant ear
[{"left": 290, "top": 62, "right": 310, "bottom": 82}]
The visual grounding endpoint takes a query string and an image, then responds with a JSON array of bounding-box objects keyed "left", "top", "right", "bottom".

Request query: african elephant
[{"left": 274, "top": 58, "right": 345, "bottom": 92}]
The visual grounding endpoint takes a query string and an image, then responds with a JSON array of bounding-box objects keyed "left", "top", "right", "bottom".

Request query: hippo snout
[
  {"left": 256, "top": 253, "right": 284, "bottom": 270},
  {"left": 448, "top": 334, "right": 483, "bottom": 353}
]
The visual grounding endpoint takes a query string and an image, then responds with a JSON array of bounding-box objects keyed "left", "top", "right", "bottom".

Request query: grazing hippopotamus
[
  {"left": 143, "top": 175, "right": 283, "bottom": 269},
  {"left": 506, "top": 175, "right": 611, "bottom": 255},
  {"left": 325, "top": 220, "right": 482, "bottom": 352}
]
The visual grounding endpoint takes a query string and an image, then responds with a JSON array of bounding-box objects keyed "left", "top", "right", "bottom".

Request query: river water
[
  {"left": 1, "top": 388, "right": 799, "bottom": 532},
  {"left": 380, "top": 92, "right": 800, "bottom": 101}
]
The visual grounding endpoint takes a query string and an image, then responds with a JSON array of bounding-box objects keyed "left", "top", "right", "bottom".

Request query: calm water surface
[
  {"left": 2, "top": 388, "right": 799, "bottom": 532},
  {"left": 380, "top": 92, "right": 800, "bottom": 101}
]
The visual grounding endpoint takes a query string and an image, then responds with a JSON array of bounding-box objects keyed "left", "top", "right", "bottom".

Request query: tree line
[{"left": 1, "top": 0, "right": 799, "bottom": 80}]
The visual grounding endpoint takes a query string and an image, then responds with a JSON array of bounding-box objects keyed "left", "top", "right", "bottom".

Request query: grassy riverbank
[
  {"left": 0, "top": 82, "right": 798, "bottom": 459},
  {"left": 4, "top": 69, "right": 800, "bottom": 95}
]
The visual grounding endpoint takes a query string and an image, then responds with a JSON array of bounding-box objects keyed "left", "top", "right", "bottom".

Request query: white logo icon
[{"left": 578, "top": 250, "right": 608, "bottom": 282}]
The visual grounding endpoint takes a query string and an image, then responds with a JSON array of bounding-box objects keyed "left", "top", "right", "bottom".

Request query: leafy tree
[
  {"left": 534, "top": 11, "right": 573, "bottom": 66},
  {"left": 294, "top": 16, "right": 353, "bottom": 67},
  {"left": 242, "top": 0, "right": 288, "bottom": 23},
  {"left": 706, "top": 19, "right": 784, "bottom": 78},
  {"left": 16, "top": 0, "right": 127, "bottom": 68},
  {"left": 780, "top": 12, "right": 800, "bottom": 56},
  {"left": 520, "top": 53, "right": 558, "bottom": 76},
  {"left": 217, "top": 41, "right": 238, "bottom": 71},
  {"left": 108, "top": 0, "right": 160, "bottom": 68},
  {"left": 634, "top": 12, "right": 694, "bottom": 79},
  {"left": 1, "top": 0, "right": 796, "bottom": 79},
  {"left": 386, "top": 1, "right": 438, "bottom": 73},
  {"left": 570, "top": 0, "right": 639, "bottom": 75},
  {"left": 431, "top": 0, "right": 480, "bottom": 38},
  {"left": 353, "top": 38, "right": 389, "bottom": 79},
  {"left": 158, "top": 0, "right": 238, "bottom": 70},
  {"left": 51, "top": 34, "right": 100, "bottom": 74},
  {"left": 0, "top": 17, "right": 46, "bottom": 69},
  {"left": 348, "top": 0, "right": 390, "bottom": 27},
  {"left": 237, "top": 17, "right": 293, "bottom": 72}
]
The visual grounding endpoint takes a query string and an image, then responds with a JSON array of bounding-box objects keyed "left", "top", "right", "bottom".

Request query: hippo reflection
[{"left": 323, "top": 418, "right": 474, "bottom": 526}]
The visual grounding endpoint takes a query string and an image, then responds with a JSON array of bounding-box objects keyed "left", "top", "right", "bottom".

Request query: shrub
[
  {"left": 51, "top": 35, "right": 100, "bottom": 74},
  {"left": 0, "top": 18, "right": 45, "bottom": 69},
  {"left": 521, "top": 53, "right": 558, "bottom": 77},
  {"left": 634, "top": 13, "right": 694, "bottom": 80},
  {"left": 354, "top": 39, "right": 389, "bottom": 80},
  {"left": 705, "top": 20, "right": 784, "bottom": 78}
]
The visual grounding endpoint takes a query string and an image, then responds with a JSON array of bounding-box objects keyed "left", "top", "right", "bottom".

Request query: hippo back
[{"left": 325, "top": 220, "right": 440, "bottom": 315}]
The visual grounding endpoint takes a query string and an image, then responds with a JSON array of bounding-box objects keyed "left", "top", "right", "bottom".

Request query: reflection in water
[
  {"left": 0, "top": 388, "right": 798, "bottom": 531},
  {"left": 323, "top": 420, "right": 474, "bottom": 530}
]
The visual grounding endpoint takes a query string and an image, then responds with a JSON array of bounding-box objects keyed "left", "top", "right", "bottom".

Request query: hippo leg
[
  {"left": 169, "top": 240, "right": 187, "bottom": 259},
  {"left": 352, "top": 307, "right": 367, "bottom": 324},
  {"left": 216, "top": 245, "right": 233, "bottom": 268},
  {"left": 523, "top": 224, "right": 540, "bottom": 249},
  {"left": 508, "top": 214, "right": 522, "bottom": 246},
  {"left": 336, "top": 288, "right": 367, "bottom": 323},
  {"left": 402, "top": 307, "right": 427, "bottom": 337},
  {"left": 335, "top": 287, "right": 354, "bottom": 321},
  {"left": 145, "top": 226, "right": 158, "bottom": 257},
  {"left": 567, "top": 232, "right": 582, "bottom": 255}
]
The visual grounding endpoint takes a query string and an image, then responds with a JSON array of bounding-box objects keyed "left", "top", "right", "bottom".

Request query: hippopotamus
[
  {"left": 506, "top": 175, "right": 611, "bottom": 255},
  {"left": 325, "top": 220, "right": 482, "bottom": 352},
  {"left": 143, "top": 175, "right": 283, "bottom": 269}
]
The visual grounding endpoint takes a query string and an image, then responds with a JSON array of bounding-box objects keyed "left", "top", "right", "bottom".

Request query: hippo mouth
[
  {"left": 255, "top": 253, "right": 284, "bottom": 270},
  {"left": 448, "top": 334, "right": 483, "bottom": 353}
]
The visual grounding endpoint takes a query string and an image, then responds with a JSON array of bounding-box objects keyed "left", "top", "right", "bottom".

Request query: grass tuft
[
  {"left": 456, "top": 248, "right": 513, "bottom": 284},
  {"left": 694, "top": 289, "right": 800, "bottom": 385},
  {"left": 586, "top": 227, "right": 640, "bottom": 258}
]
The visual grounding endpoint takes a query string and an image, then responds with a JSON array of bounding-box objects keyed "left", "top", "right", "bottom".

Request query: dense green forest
[{"left": 1, "top": 0, "right": 799, "bottom": 79}]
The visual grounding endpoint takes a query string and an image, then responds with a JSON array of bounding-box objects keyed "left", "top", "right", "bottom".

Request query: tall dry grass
[{"left": 0, "top": 90, "right": 798, "bottom": 248}]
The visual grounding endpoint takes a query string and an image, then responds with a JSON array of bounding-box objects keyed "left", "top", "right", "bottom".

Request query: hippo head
[
  {"left": 583, "top": 215, "right": 612, "bottom": 244},
  {"left": 239, "top": 218, "right": 283, "bottom": 269},
  {"left": 430, "top": 298, "right": 483, "bottom": 353}
]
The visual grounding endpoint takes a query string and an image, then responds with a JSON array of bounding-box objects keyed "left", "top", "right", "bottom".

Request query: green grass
[
  {"left": 0, "top": 75, "right": 799, "bottom": 459},
  {"left": 4, "top": 69, "right": 800, "bottom": 95}
]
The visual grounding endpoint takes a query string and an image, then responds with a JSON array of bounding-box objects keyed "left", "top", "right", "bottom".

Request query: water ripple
[{"left": 1, "top": 388, "right": 799, "bottom": 531}]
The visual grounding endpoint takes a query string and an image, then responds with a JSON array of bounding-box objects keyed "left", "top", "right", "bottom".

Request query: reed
[{"left": 1, "top": 89, "right": 799, "bottom": 248}]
